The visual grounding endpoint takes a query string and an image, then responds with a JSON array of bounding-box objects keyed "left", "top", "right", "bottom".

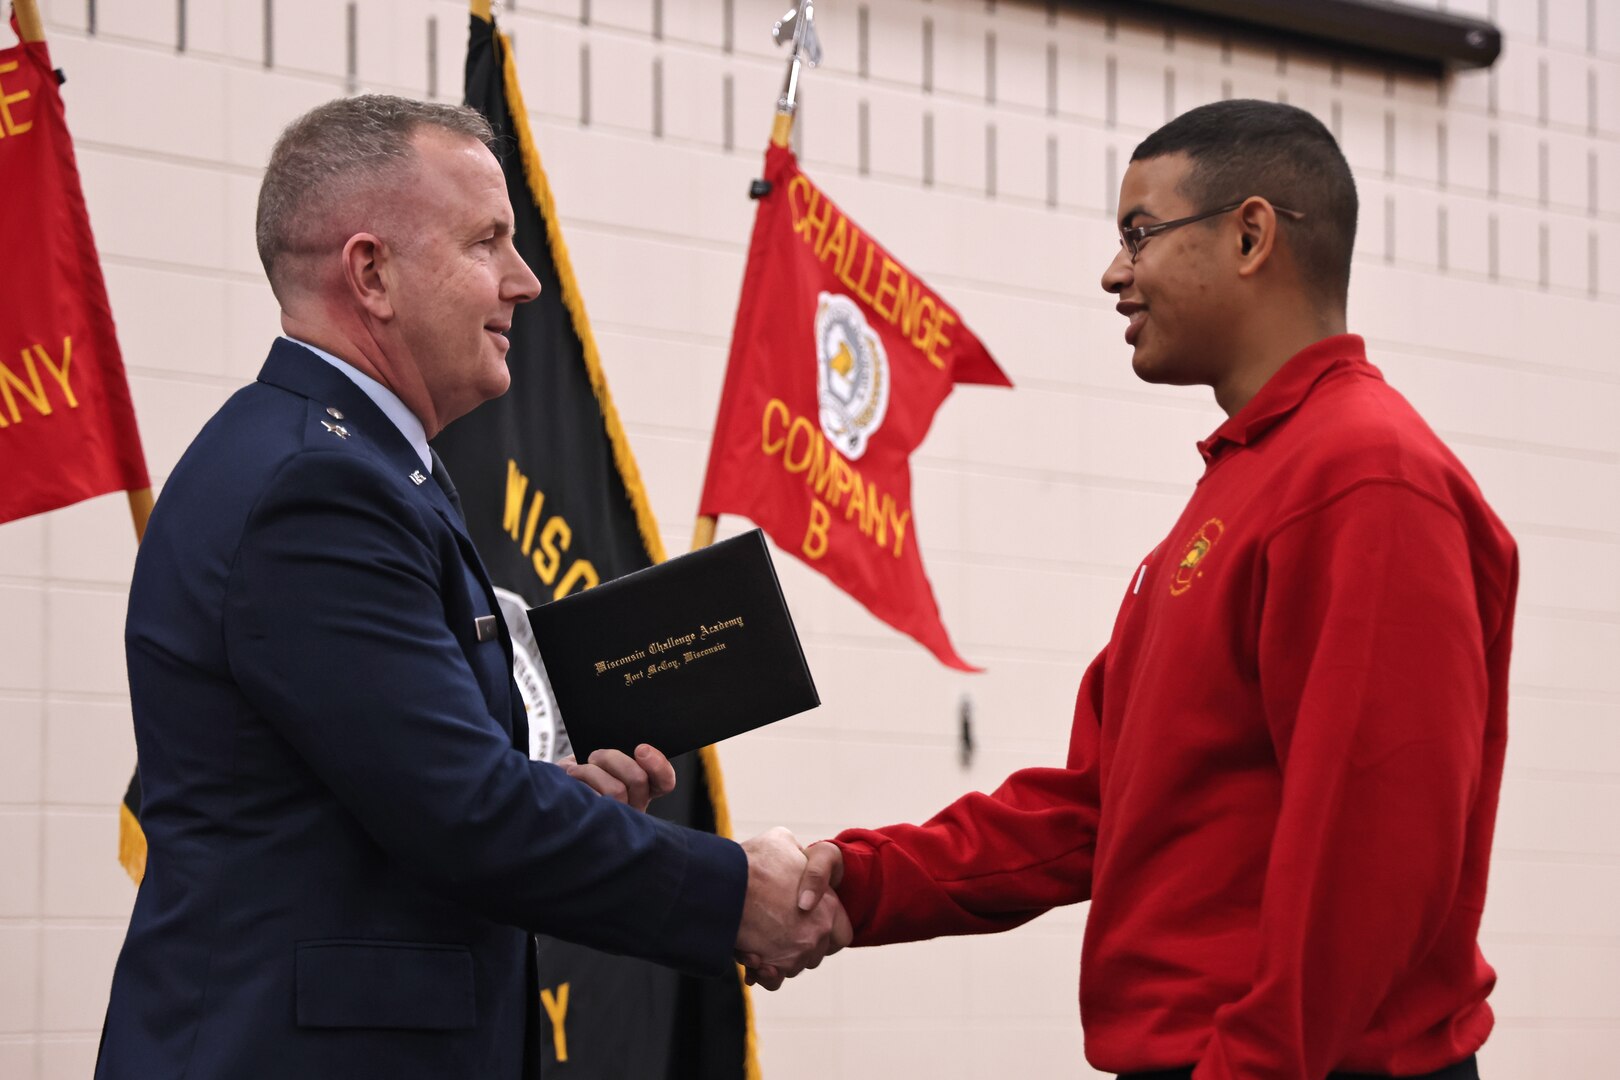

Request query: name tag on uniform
[{"left": 474, "top": 615, "right": 499, "bottom": 643}]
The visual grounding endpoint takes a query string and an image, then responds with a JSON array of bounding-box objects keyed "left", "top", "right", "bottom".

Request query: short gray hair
[{"left": 255, "top": 94, "right": 494, "bottom": 292}]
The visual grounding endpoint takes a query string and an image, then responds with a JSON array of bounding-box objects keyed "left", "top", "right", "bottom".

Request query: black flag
[{"left": 443, "top": 11, "right": 757, "bottom": 1077}]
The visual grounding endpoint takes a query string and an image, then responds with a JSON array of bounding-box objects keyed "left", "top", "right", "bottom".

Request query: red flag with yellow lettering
[
  {"left": 699, "top": 145, "right": 1010, "bottom": 672},
  {"left": 0, "top": 20, "right": 148, "bottom": 526}
]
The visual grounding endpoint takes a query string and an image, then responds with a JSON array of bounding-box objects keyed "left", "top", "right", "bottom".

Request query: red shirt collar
[{"left": 1197, "top": 334, "right": 1377, "bottom": 465}]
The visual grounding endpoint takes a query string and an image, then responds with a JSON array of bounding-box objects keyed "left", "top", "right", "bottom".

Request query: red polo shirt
[{"left": 832, "top": 335, "right": 1517, "bottom": 1078}]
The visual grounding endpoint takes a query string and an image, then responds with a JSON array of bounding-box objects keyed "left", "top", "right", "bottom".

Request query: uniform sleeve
[
  {"left": 831, "top": 648, "right": 1105, "bottom": 945},
  {"left": 222, "top": 451, "right": 746, "bottom": 976},
  {"left": 1196, "top": 480, "right": 1490, "bottom": 1079}
]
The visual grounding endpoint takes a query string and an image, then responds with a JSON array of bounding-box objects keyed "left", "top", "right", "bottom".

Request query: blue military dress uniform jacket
[{"left": 97, "top": 340, "right": 747, "bottom": 1079}]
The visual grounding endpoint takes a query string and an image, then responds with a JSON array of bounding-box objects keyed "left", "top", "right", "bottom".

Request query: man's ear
[
  {"left": 342, "top": 233, "right": 394, "bottom": 321},
  {"left": 1234, "top": 197, "right": 1279, "bottom": 278}
]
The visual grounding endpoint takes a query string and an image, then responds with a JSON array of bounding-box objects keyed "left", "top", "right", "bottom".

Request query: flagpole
[
  {"left": 692, "top": 0, "right": 818, "bottom": 554},
  {"left": 127, "top": 488, "right": 153, "bottom": 541},
  {"left": 11, "top": 0, "right": 44, "bottom": 42}
]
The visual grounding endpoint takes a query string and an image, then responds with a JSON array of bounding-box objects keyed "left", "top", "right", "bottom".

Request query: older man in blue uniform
[{"left": 97, "top": 96, "right": 841, "bottom": 1079}]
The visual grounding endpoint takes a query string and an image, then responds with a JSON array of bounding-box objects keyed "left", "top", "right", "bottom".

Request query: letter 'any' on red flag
[
  {"left": 0, "top": 16, "right": 148, "bottom": 526},
  {"left": 699, "top": 144, "right": 1010, "bottom": 672}
]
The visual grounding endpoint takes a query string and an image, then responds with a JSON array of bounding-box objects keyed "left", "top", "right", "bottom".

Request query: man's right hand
[{"left": 735, "top": 828, "right": 851, "bottom": 990}]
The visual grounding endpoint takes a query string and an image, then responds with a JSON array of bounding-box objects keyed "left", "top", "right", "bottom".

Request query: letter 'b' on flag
[
  {"left": 699, "top": 145, "right": 1009, "bottom": 671},
  {"left": 0, "top": 17, "right": 148, "bottom": 526}
]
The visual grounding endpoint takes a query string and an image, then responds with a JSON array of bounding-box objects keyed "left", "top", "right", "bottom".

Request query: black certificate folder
[{"left": 525, "top": 529, "right": 819, "bottom": 762}]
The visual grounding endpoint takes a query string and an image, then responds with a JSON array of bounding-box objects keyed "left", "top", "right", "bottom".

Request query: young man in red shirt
[{"left": 759, "top": 100, "right": 1517, "bottom": 1080}]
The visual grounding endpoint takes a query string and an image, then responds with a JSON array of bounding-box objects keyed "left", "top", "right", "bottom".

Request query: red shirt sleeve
[
  {"left": 1196, "top": 480, "right": 1499, "bottom": 1079},
  {"left": 830, "top": 648, "right": 1105, "bottom": 945}
]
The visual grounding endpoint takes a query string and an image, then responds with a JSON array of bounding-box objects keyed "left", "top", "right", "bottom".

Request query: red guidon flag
[
  {"left": 699, "top": 144, "right": 1010, "bottom": 672},
  {"left": 0, "top": 20, "right": 148, "bottom": 526}
]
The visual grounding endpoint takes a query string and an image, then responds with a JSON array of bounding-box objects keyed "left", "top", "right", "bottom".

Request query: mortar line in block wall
[
  {"left": 1493, "top": 848, "right": 1620, "bottom": 870},
  {"left": 1516, "top": 604, "right": 1620, "bottom": 627},
  {"left": 426, "top": 15, "right": 438, "bottom": 98},
  {"left": 0, "top": 572, "right": 141, "bottom": 593},
  {"left": 1590, "top": 230, "right": 1600, "bottom": 297},
  {"left": 31, "top": 518, "right": 56, "bottom": 1073},
  {"left": 1480, "top": 931, "right": 1620, "bottom": 949},
  {"left": 1488, "top": 1016, "right": 1620, "bottom": 1031},
  {"left": 1505, "top": 524, "right": 1620, "bottom": 546}
]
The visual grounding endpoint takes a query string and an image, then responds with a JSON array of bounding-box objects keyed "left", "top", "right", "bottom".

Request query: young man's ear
[{"left": 1235, "top": 199, "right": 1278, "bottom": 278}]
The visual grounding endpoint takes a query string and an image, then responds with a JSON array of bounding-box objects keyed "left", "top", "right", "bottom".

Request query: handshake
[
  {"left": 734, "top": 828, "right": 850, "bottom": 990},
  {"left": 560, "top": 747, "right": 850, "bottom": 988}
]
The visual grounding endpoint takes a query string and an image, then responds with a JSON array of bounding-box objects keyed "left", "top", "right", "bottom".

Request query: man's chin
[
  {"left": 483, "top": 367, "right": 512, "bottom": 400},
  {"left": 1129, "top": 348, "right": 1166, "bottom": 385},
  {"left": 479, "top": 349, "right": 512, "bottom": 392},
  {"left": 1129, "top": 347, "right": 1200, "bottom": 388},
  {"left": 444, "top": 367, "right": 511, "bottom": 428}
]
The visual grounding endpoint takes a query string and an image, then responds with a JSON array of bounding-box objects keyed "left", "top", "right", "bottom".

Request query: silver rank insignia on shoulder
[
  {"left": 409, "top": 470, "right": 427, "bottom": 485},
  {"left": 320, "top": 419, "right": 350, "bottom": 439}
]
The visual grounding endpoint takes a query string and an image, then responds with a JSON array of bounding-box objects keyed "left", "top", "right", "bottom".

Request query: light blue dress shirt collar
[{"left": 283, "top": 336, "right": 432, "bottom": 472}]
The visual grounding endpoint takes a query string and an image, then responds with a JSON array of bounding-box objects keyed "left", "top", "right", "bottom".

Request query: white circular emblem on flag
[{"left": 814, "top": 291, "right": 889, "bottom": 460}]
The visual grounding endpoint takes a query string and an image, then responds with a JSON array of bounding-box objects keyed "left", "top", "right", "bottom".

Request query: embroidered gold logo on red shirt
[{"left": 1170, "top": 518, "right": 1225, "bottom": 596}]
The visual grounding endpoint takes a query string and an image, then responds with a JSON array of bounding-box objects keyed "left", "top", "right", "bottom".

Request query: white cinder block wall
[{"left": 1, "top": 0, "right": 1615, "bottom": 1075}]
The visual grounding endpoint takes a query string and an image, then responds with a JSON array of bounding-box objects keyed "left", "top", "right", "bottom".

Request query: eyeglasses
[{"left": 1119, "top": 199, "right": 1305, "bottom": 262}]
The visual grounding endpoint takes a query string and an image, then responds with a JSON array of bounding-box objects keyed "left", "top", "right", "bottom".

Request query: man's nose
[
  {"left": 1100, "top": 244, "right": 1132, "bottom": 295},
  {"left": 506, "top": 250, "right": 542, "bottom": 304}
]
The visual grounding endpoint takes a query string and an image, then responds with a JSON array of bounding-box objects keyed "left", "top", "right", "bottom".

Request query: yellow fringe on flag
[
  {"left": 494, "top": 28, "right": 760, "bottom": 1079},
  {"left": 119, "top": 801, "right": 147, "bottom": 884}
]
